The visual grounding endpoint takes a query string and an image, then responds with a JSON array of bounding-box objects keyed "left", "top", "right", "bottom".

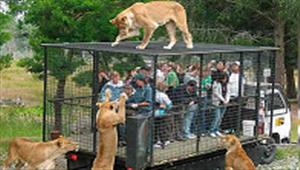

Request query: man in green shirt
[{"left": 165, "top": 63, "right": 179, "bottom": 88}]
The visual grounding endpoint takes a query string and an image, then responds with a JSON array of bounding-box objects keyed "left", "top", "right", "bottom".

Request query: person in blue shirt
[
  {"left": 99, "top": 71, "right": 124, "bottom": 102},
  {"left": 98, "top": 71, "right": 126, "bottom": 146},
  {"left": 127, "top": 73, "right": 153, "bottom": 116}
]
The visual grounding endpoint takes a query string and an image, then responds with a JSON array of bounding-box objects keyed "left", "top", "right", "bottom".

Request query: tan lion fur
[
  {"left": 92, "top": 90, "right": 127, "bottom": 170},
  {"left": 110, "top": 1, "right": 193, "bottom": 50},
  {"left": 2, "top": 136, "right": 78, "bottom": 170},
  {"left": 221, "top": 135, "right": 256, "bottom": 170}
]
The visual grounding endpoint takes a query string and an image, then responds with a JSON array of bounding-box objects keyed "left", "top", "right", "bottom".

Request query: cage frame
[{"left": 41, "top": 41, "right": 278, "bottom": 168}]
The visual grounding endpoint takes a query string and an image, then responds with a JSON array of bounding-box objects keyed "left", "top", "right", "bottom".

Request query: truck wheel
[
  {"left": 259, "top": 138, "right": 276, "bottom": 164},
  {"left": 272, "top": 134, "right": 280, "bottom": 143},
  {"left": 281, "top": 138, "right": 290, "bottom": 144}
]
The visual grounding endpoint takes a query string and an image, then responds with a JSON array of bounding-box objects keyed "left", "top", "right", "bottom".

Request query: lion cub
[
  {"left": 110, "top": 1, "right": 193, "bottom": 50},
  {"left": 3, "top": 136, "right": 78, "bottom": 170},
  {"left": 221, "top": 135, "right": 256, "bottom": 170}
]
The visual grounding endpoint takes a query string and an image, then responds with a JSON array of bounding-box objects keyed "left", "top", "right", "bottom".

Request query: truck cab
[{"left": 245, "top": 83, "right": 291, "bottom": 143}]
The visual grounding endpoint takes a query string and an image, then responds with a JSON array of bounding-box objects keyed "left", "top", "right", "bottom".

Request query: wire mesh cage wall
[
  {"left": 44, "top": 48, "right": 96, "bottom": 152},
  {"left": 42, "top": 42, "right": 277, "bottom": 168}
]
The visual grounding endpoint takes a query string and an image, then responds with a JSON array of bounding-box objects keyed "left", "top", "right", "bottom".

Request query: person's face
[
  {"left": 203, "top": 69, "right": 211, "bottom": 77},
  {"left": 139, "top": 69, "right": 148, "bottom": 76},
  {"left": 231, "top": 64, "right": 239, "bottom": 73},
  {"left": 191, "top": 70, "right": 198, "bottom": 76},
  {"left": 161, "top": 64, "right": 168, "bottom": 72},
  {"left": 130, "top": 70, "right": 136, "bottom": 76},
  {"left": 136, "top": 79, "right": 144, "bottom": 87},
  {"left": 112, "top": 75, "right": 120, "bottom": 84},
  {"left": 187, "top": 85, "right": 196, "bottom": 93},
  {"left": 217, "top": 62, "right": 225, "bottom": 71}
]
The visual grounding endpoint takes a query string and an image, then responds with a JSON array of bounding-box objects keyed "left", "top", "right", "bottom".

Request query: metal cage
[{"left": 42, "top": 42, "right": 277, "bottom": 169}]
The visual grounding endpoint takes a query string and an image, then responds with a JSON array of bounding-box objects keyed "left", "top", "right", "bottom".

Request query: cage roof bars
[{"left": 41, "top": 42, "right": 279, "bottom": 56}]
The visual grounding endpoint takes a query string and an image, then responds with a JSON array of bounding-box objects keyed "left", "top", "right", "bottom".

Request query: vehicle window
[{"left": 267, "top": 93, "right": 285, "bottom": 110}]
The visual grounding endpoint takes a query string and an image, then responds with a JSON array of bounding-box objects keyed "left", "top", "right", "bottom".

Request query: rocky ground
[
  {"left": 257, "top": 144, "right": 300, "bottom": 170},
  {"left": 257, "top": 156, "right": 300, "bottom": 170}
]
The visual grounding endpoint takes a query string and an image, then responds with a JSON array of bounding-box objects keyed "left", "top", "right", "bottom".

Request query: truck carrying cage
[{"left": 41, "top": 42, "right": 278, "bottom": 170}]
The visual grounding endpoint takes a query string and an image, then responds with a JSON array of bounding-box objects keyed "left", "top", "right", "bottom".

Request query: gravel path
[
  {"left": 257, "top": 144, "right": 300, "bottom": 170},
  {"left": 257, "top": 156, "right": 300, "bottom": 170}
]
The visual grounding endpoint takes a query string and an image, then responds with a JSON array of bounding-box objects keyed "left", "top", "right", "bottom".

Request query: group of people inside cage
[{"left": 98, "top": 59, "right": 244, "bottom": 148}]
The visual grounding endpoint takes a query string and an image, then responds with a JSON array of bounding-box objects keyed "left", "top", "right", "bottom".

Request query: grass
[
  {"left": 0, "top": 106, "right": 43, "bottom": 163},
  {"left": 0, "top": 61, "right": 43, "bottom": 106},
  {"left": 275, "top": 145, "right": 300, "bottom": 160},
  {"left": 0, "top": 62, "right": 43, "bottom": 163}
]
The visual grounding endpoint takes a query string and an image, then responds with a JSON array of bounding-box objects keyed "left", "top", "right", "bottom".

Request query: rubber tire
[
  {"left": 259, "top": 138, "right": 276, "bottom": 164},
  {"left": 281, "top": 138, "right": 290, "bottom": 144},
  {"left": 272, "top": 134, "right": 280, "bottom": 144}
]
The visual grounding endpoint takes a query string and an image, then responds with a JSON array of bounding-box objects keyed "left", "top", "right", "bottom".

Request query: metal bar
[
  {"left": 219, "top": 53, "right": 223, "bottom": 60},
  {"left": 269, "top": 51, "right": 276, "bottom": 137},
  {"left": 237, "top": 52, "right": 244, "bottom": 136},
  {"left": 40, "top": 42, "right": 279, "bottom": 56},
  {"left": 47, "top": 95, "right": 95, "bottom": 102},
  {"left": 254, "top": 52, "right": 262, "bottom": 137},
  {"left": 150, "top": 55, "right": 158, "bottom": 166},
  {"left": 298, "top": 30, "right": 300, "bottom": 144},
  {"left": 42, "top": 47, "right": 48, "bottom": 141},
  {"left": 92, "top": 51, "right": 100, "bottom": 152},
  {"left": 196, "top": 54, "right": 204, "bottom": 153}
]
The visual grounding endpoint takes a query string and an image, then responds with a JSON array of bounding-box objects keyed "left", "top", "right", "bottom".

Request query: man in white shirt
[{"left": 228, "top": 61, "right": 244, "bottom": 100}]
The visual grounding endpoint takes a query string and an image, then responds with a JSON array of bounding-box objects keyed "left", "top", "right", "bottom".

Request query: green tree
[
  {"left": 0, "top": 54, "right": 13, "bottom": 72},
  {"left": 11, "top": 0, "right": 112, "bottom": 132},
  {"left": 182, "top": 0, "right": 298, "bottom": 96},
  {"left": 11, "top": 0, "right": 147, "bottom": 132},
  {"left": 0, "top": 12, "right": 10, "bottom": 46},
  {"left": 0, "top": 11, "right": 12, "bottom": 72}
]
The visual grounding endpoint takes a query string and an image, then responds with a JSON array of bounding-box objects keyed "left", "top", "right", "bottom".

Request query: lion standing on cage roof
[
  {"left": 110, "top": 1, "right": 193, "bottom": 50},
  {"left": 92, "top": 89, "right": 127, "bottom": 170}
]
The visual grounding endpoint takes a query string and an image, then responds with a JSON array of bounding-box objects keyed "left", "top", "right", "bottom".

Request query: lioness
[
  {"left": 92, "top": 90, "right": 127, "bottom": 170},
  {"left": 3, "top": 136, "right": 78, "bottom": 170},
  {"left": 221, "top": 135, "right": 256, "bottom": 170},
  {"left": 110, "top": 1, "right": 193, "bottom": 50}
]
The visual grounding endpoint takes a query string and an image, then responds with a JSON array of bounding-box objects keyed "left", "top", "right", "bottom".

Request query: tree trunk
[
  {"left": 54, "top": 78, "right": 66, "bottom": 131},
  {"left": 286, "top": 66, "right": 296, "bottom": 98},
  {"left": 274, "top": 17, "right": 286, "bottom": 86}
]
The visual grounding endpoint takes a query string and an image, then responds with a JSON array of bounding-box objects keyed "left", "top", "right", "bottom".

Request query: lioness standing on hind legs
[
  {"left": 92, "top": 89, "right": 127, "bottom": 170},
  {"left": 110, "top": 1, "right": 193, "bottom": 50}
]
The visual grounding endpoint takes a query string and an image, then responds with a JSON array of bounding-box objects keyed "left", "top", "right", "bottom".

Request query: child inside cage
[
  {"left": 210, "top": 72, "right": 230, "bottom": 138},
  {"left": 154, "top": 82, "right": 173, "bottom": 148}
]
